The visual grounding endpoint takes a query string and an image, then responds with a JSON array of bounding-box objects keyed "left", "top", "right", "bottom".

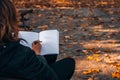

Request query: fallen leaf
[
  {"left": 67, "top": 44, "right": 73, "bottom": 48},
  {"left": 82, "top": 50, "right": 89, "bottom": 54},
  {"left": 87, "top": 56, "right": 93, "bottom": 60},
  {"left": 50, "top": 18, "right": 55, "bottom": 23},
  {"left": 112, "top": 71, "right": 120, "bottom": 78},
  {"left": 82, "top": 69, "right": 100, "bottom": 75},
  {"left": 88, "top": 77, "right": 93, "bottom": 80},
  {"left": 38, "top": 25, "right": 48, "bottom": 30},
  {"left": 64, "top": 36, "right": 71, "bottom": 39}
]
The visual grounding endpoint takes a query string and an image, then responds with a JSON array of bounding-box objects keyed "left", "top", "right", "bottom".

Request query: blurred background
[
  {"left": 13, "top": 0, "right": 120, "bottom": 80},
  {"left": 12, "top": 0, "right": 120, "bottom": 8}
]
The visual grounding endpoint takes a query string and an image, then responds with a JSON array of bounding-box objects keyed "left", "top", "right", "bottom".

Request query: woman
[{"left": 0, "top": 0, "right": 75, "bottom": 80}]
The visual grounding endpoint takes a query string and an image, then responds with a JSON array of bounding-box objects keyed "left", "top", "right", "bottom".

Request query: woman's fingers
[
  {"left": 32, "top": 40, "right": 41, "bottom": 45},
  {"left": 32, "top": 40, "right": 42, "bottom": 55}
]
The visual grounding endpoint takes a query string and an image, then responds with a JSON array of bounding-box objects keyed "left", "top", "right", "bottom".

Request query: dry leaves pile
[
  {"left": 84, "top": 53, "right": 120, "bottom": 79},
  {"left": 12, "top": 0, "right": 120, "bottom": 8},
  {"left": 87, "top": 54, "right": 101, "bottom": 62},
  {"left": 112, "top": 63, "right": 120, "bottom": 78}
]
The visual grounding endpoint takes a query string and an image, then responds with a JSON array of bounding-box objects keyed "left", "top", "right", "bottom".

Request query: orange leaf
[{"left": 112, "top": 72, "right": 120, "bottom": 78}]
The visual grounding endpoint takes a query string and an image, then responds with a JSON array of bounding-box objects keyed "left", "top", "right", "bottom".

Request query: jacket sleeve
[
  {"left": 36, "top": 55, "right": 47, "bottom": 64},
  {"left": 21, "top": 49, "right": 59, "bottom": 80}
]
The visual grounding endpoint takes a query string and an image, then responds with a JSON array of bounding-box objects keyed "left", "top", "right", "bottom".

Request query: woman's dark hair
[{"left": 0, "top": 0, "right": 19, "bottom": 44}]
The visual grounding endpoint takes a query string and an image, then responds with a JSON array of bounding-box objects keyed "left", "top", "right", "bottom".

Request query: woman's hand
[{"left": 32, "top": 40, "right": 42, "bottom": 55}]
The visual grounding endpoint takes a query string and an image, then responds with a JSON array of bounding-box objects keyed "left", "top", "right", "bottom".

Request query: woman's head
[{"left": 0, "top": 0, "right": 18, "bottom": 44}]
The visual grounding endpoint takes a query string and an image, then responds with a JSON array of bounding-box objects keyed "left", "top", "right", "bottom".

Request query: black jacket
[{"left": 0, "top": 41, "right": 59, "bottom": 80}]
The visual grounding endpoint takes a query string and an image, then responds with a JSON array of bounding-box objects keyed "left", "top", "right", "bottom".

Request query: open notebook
[{"left": 18, "top": 30, "right": 59, "bottom": 55}]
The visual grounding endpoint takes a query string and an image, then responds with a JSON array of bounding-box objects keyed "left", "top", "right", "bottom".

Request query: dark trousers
[
  {"left": 44, "top": 54, "right": 58, "bottom": 65},
  {"left": 0, "top": 55, "right": 75, "bottom": 80},
  {"left": 43, "top": 55, "right": 75, "bottom": 80}
]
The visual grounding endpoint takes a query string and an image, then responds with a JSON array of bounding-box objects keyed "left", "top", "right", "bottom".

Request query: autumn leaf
[
  {"left": 50, "top": 18, "right": 55, "bottom": 23},
  {"left": 87, "top": 56, "right": 93, "bottom": 60},
  {"left": 67, "top": 44, "right": 73, "bottom": 48},
  {"left": 112, "top": 71, "right": 120, "bottom": 78},
  {"left": 115, "top": 62, "right": 120, "bottom": 71},
  {"left": 28, "top": 26, "right": 34, "bottom": 30},
  {"left": 98, "top": 1, "right": 108, "bottom": 5},
  {"left": 82, "top": 69, "right": 100, "bottom": 75},
  {"left": 38, "top": 25, "right": 48, "bottom": 30},
  {"left": 67, "top": 16, "right": 73, "bottom": 20},
  {"left": 88, "top": 77, "right": 93, "bottom": 80},
  {"left": 87, "top": 54, "right": 101, "bottom": 62},
  {"left": 93, "top": 54, "right": 99, "bottom": 57},
  {"left": 94, "top": 58, "right": 101, "bottom": 62},
  {"left": 64, "top": 36, "right": 71, "bottom": 39},
  {"left": 82, "top": 50, "right": 89, "bottom": 54}
]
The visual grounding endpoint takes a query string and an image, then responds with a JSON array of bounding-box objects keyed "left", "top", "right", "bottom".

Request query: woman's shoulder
[
  {"left": 18, "top": 41, "right": 33, "bottom": 53},
  {"left": 11, "top": 41, "right": 36, "bottom": 58},
  {"left": 0, "top": 41, "right": 35, "bottom": 61},
  {"left": 6, "top": 40, "right": 33, "bottom": 54}
]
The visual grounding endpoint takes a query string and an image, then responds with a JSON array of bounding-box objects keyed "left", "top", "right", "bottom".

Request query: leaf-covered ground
[{"left": 18, "top": 7, "right": 120, "bottom": 80}]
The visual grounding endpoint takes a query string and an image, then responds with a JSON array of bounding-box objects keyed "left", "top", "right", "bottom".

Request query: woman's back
[{"left": 0, "top": 41, "right": 59, "bottom": 80}]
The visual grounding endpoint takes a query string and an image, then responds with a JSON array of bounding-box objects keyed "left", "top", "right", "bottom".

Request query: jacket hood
[
  {"left": 0, "top": 41, "right": 20, "bottom": 68},
  {"left": 0, "top": 41, "right": 20, "bottom": 55}
]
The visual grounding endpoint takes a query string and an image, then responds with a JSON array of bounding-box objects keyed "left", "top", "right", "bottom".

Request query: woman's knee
[
  {"left": 60, "top": 57, "right": 76, "bottom": 73},
  {"left": 62, "top": 57, "right": 75, "bottom": 66},
  {"left": 62, "top": 58, "right": 75, "bottom": 79}
]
